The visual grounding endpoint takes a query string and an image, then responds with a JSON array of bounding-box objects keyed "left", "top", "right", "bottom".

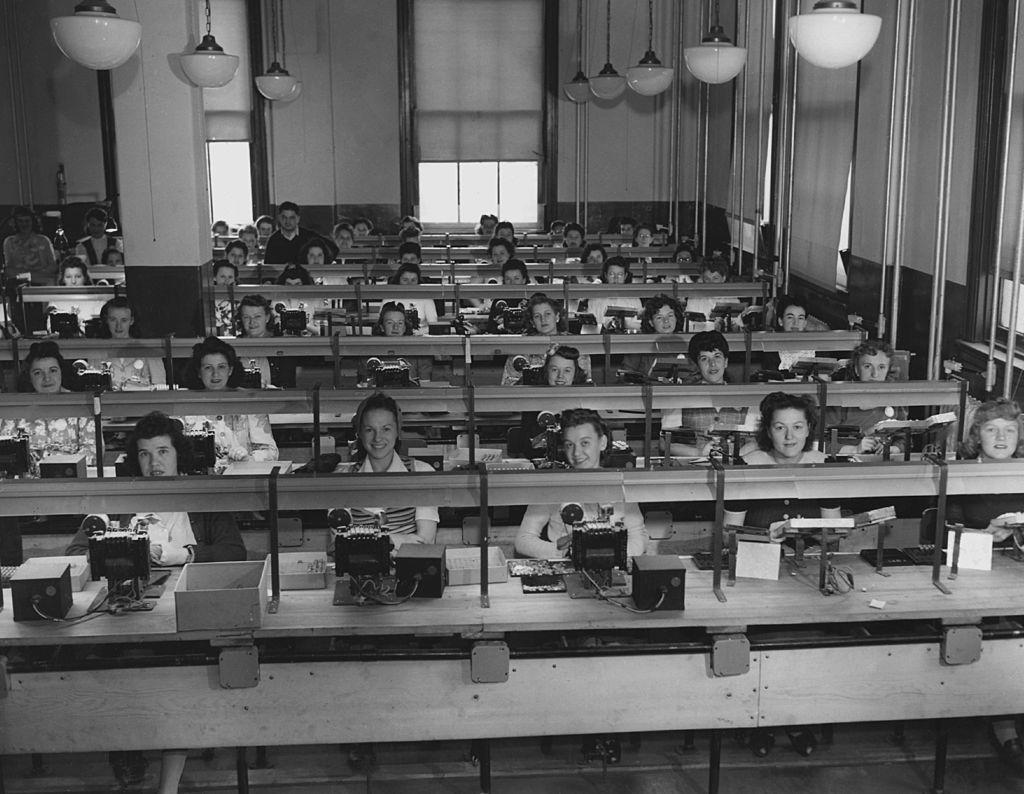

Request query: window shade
[
  {"left": 413, "top": 0, "right": 543, "bottom": 161},
  {"left": 787, "top": 62, "right": 857, "bottom": 291}
]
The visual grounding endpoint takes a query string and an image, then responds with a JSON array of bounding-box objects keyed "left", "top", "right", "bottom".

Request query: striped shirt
[{"left": 348, "top": 455, "right": 439, "bottom": 536}]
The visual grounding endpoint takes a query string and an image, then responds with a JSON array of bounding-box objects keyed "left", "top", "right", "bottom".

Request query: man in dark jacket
[
  {"left": 263, "top": 200, "right": 317, "bottom": 265},
  {"left": 65, "top": 411, "right": 246, "bottom": 563}
]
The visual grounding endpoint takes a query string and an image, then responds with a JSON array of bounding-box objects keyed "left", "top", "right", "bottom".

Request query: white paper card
[
  {"left": 945, "top": 530, "right": 993, "bottom": 571},
  {"left": 735, "top": 541, "right": 781, "bottom": 580}
]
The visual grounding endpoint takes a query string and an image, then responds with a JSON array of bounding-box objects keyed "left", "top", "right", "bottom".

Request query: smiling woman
[
  {"left": 179, "top": 337, "right": 278, "bottom": 470},
  {"left": 661, "top": 332, "right": 759, "bottom": 458},
  {"left": 1, "top": 340, "right": 97, "bottom": 465},
  {"left": 335, "top": 391, "right": 438, "bottom": 550},
  {"left": 514, "top": 409, "right": 647, "bottom": 560}
]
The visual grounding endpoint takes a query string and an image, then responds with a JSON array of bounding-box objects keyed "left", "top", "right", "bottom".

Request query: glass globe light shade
[
  {"left": 255, "top": 62, "right": 298, "bottom": 101},
  {"left": 684, "top": 26, "right": 747, "bottom": 84},
  {"left": 788, "top": 2, "right": 882, "bottom": 69},
  {"left": 626, "top": 50, "right": 674, "bottom": 96},
  {"left": 180, "top": 34, "right": 239, "bottom": 88},
  {"left": 589, "top": 63, "right": 627, "bottom": 100},
  {"left": 50, "top": 2, "right": 141, "bottom": 71},
  {"left": 279, "top": 79, "right": 302, "bottom": 103},
  {"left": 563, "top": 71, "right": 591, "bottom": 103}
]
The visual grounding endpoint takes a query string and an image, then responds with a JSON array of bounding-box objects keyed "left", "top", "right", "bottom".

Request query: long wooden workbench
[{"left": 0, "top": 445, "right": 1014, "bottom": 794}]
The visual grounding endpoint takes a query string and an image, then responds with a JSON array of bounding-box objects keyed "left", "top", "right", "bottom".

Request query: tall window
[
  {"left": 412, "top": 0, "right": 543, "bottom": 226},
  {"left": 207, "top": 142, "right": 254, "bottom": 228}
]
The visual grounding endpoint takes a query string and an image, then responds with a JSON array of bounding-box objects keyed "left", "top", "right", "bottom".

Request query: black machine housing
[
  {"left": 366, "top": 357, "right": 413, "bottom": 387},
  {"left": 275, "top": 303, "right": 308, "bottom": 336},
  {"left": 84, "top": 516, "right": 152, "bottom": 584},
  {"left": 0, "top": 435, "right": 30, "bottom": 478},
  {"left": 185, "top": 430, "right": 216, "bottom": 474},
  {"left": 71, "top": 359, "right": 112, "bottom": 392},
  {"left": 565, "top": 504, "right": 628, "bottom": 573},
  {"left": 49, "top": 311, "right": 80, "bottom": 338},
  {"left": 240, "top": 359, "right": 262, "bottom": 389}
]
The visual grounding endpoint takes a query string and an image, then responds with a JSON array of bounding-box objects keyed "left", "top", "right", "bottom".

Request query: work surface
[{"left": 2, "top": 551, "right": 1022, "bottom": 647}]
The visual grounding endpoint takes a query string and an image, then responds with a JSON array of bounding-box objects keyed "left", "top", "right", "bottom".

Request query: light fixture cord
[
  {"left": 713, "top": 0, "right": 720, "bottom": 28},
  {"left": 647, "top": 0, "right": 654, "bottom": 51},
  {"left": 269, "top": 0, "right": 279, "bottom": 63},
  {"left": 204, "top": 0, "right": 211, "bottom": 36},
  {"left": 605, "top": 0, "right": 612, "bottom": 63},
  {"left": 279, "top": 0, "right": 287, "bottom": 68},
  {"left": 576, "top": 0, "right": 584, "bottom": 72}
]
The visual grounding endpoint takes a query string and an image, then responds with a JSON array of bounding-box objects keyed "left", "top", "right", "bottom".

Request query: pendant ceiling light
[
  {"left": 180, "top": 0, "right": 239, "bottom": 88},
  {"left": 50, "top": 1, "right": 141, "bottom": 71},
  {"left": 589, "top": 0, "right": 627, "bottom": 100},
  {"left": 627, "top": 0, "right": 674, "bottom": 96},
  {"left": 684, "top": 1, "right": 747, "bottom": 84},
  {"left": 789, "top": 0, "right": 882, "bottom": 69},
  {"left": 255, "top": 0, "right": 299, "bottom": 101},
  {"left": 563, "top": 0, "right": 590, "bottom": 103}
]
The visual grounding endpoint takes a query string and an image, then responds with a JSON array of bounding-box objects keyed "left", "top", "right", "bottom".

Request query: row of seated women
[
  {"left": 13, "top": 387, "right": 1019, "bottom": 782},
  {"left": 215, "top": 213, "right": 672, "bottom": 264},
  {"left": 4, "top": 337, "right": 276, "bottom": 472},
  {"left": 3, "top": 311, "right": 897, "bottom": 480}
]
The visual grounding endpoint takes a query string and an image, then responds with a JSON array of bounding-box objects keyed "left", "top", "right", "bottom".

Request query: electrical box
[
  {"left": 394, "top": 544, "right": 447, "bottom": 598},
  {"left": 631, "top": 555, "right": 685, "bottom": 611},
  {"left": 471, "top": 641, "right": 510, "bottom": 683},
  {"left": 39, "top": 453, "right": 87, "bottom": 479},
  {"left": 941, "top": 625, "right": 982, "bottom": 666},
  {"left": 11, "top": 562, "right": 72, "bottom": 623},
  {"left": 711, "top": 633, "right": 750, "bottom": 677},
  {"left": 219, "top": 646, "right": 260, "bottom": 689}
]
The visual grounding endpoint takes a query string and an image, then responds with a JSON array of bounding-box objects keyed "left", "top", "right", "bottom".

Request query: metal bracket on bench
[
  {"left": 710, "top": 633, "right": 750, "bottom": 677},
  {"left": 471, "top": 641, "right": 510, "bottom": 683},
  {"left": 940, "top": 625, "right": 982, "bottom": 666},
  {"left": 219, "top": 645, "right": 260, "bottom": 689}
]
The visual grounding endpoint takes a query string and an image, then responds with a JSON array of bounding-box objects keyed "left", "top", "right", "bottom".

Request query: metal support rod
[
  {"left": 478, "top": 738, "right": 492, "bottom": 794},
  {"left": 753, "top": 0, "right": 769, "bottom": 279},
  {"left": 782, "top": 10, "right": 799, "bottom": 296},
  {"left": 925, "top": 453, "right": 951, "bottom": 595},
  {"left": 702, "top": 80, "right": 710, "bottom": 255},
  {"left": 93, "top": 393, "right": 104, "bottom": 478},
  {"left": 988, "top": 0, "right": 1022, "bottom": 395},
  {"left": 311, "top": 383, "right": 321, "bottom": 463},
  {"left": 927, "top": 0, "right": 962, "bottom": 380},
  {"left": 97, "top": 69, "right": 119, "bottom": 213},
  {"left": 163, "top": 335, "right": 175, "bottom": 389},
  {"left": 889, "top": 0, "right": 917, "bottom": 347},
  {"left": 668, "top": 0, "right": 684, "bottom": 241},
  {"left": 642, "top": 382, "right": 653, "bottom": 470},
  {"left": 932, "top": 719, "right": 948, "bottom": 794},
  {"left": 818, "top": 525, "right": 830, "bottom": 593},
  {"left": 878, "top": 0, "right": 907, "bottom": 340},
  {"left": 709, "top": 730, "right": 722, "bottom": 794},
  {"left": 1002, "top": 202, "right": 1024, "bottom": 399},
  {"left": 729, "top": 0, "right": 741, "bottom": 269},
  {"left": 772, "top": 0, "right": 793, "bottom": 287},
  {"left": 268, "top": 466, "right": 281, "bottom": 609},
  {"left": 815, "top": 379, "right": 828, "bottom": 451},
  {"left": 737, "top": 0, "right": 749, "bottom": 276},
  {"left": 711, "top": 458, "right": 727, "bottom": 603},
  {"left": 330, "top": 330, "right": 341, "bottom": 388},
  {"left": 694, "top": 0, "right": 707, "bottom": 246},
  {"left": 235, "top": 747, "right": 250, "bottom": 794},
  {"left": 574, "top": 100, "right": 583, "bottom": 224},
  {"left": 478, "top": 462, "right": 490, "bottom": 608}
]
